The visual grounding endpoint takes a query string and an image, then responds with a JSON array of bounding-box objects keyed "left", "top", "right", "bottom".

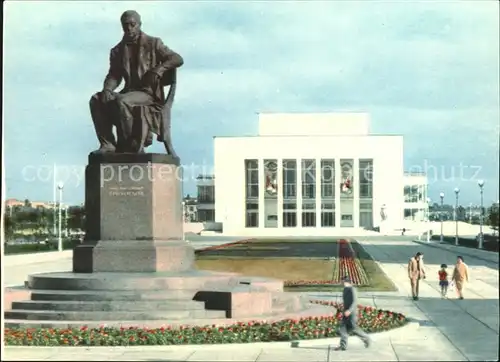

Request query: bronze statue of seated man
[{"left": 89, "top": 10, "right": 183, "bottom": 156}]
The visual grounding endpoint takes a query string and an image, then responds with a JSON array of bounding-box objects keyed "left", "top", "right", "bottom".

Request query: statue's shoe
[{"left": 90, "top": 147, "right": 116, "bottom": 155}]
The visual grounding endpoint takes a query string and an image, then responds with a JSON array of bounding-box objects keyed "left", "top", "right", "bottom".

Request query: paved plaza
[{"left": 3, "top": 238, "right": 499, "bottom": 361}]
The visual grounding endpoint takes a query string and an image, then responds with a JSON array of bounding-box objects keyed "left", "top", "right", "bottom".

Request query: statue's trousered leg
[
  {"left": 161, "top": 101, "right": 178, "bottom": 158},
  {"left": 89, "top": 93, "right": 117, "bottom": 153},
  {"left": 114, "top": 91, "right": 154, "bottom": 153}
]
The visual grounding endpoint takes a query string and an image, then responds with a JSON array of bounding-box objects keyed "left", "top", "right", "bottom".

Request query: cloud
[{"left": 3, "top": 0, "right": 499, "bottom": 204}]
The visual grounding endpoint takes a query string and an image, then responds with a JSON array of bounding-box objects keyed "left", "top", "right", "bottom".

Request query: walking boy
[
  {"left": 334, "top": 276, "right": 371, "bottom": 351},
  {"left": 438, "top": 264, "right": 449, "bottom": 298}
]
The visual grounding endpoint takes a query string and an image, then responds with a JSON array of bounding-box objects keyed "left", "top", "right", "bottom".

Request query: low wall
[
  {"left": 4, "top": 287, "right": 31, "bottom": 310},
  {"left": 183, "top": 222, "right": 204, "bottom": 234},
  {"left": 183, "top": 222, "right": 222, "bottom": 233},
  {"left": 401, "top": 221, "right": 496, "bottom": 236},
  {"left": 413, "top": 239, "right": 499, "bottom": 264},
  {"left": 204, "top": 222, "right": 223, "bottom": 232}
]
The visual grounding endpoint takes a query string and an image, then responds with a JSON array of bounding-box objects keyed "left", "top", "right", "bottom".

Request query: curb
[
  {"left": 3, "top": 322, "right": 419, "bottom": 351},
  {"left": 412, "top": 240, "right": 498, "bottom": 265}
]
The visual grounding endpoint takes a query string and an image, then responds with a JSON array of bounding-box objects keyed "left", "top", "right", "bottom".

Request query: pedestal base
[
  {"left": 4, "top": 270, "right": 320, "bottom": 328},
  {"left": 73, "top": 241, "right": 195, "bottom": 273}
]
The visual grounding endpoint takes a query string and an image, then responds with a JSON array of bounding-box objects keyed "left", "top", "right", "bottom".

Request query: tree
[
  {"left": 456, "top": 206, "right": 466, "bottom": 221},
  {"left": 4, "top": 214, "right": 15, "bottom": 241},
  {"left": 487, "top": 204, "right": 499, "bottom": 232},
  {"left": 36, "top": 208, "right": 55, "bottom": 235},
  {"left": 67, "top": 206, "right": 85, "bottom": 231}
]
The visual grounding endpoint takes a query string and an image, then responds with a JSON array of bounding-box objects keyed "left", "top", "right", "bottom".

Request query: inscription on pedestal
[
  {"left": 84, "top": 155, "right": 183, "bottom": 243},
  {"left": 108, "top": 186, "right": 145, "bottom": 197}
]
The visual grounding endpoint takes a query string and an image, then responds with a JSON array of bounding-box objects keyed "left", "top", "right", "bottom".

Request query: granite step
[
  {"left": 4, "top": 309, "right": 227, "bottom": 321},
  {"left": 4, "top": 305, "right": 336, "bottom": 329},
  {"left": 27, "top": 271, "right": 237, "bottom": 291},
  {"left": 29, "top": 289, "right": 197, "bottom": 301},
  {"left": 11, "top": 299, "right": 206, "bottom": 312}
]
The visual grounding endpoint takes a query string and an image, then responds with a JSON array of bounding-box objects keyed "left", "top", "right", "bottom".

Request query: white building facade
[{"left": 213, "top": 113, "right": 424, "bottom": 236}]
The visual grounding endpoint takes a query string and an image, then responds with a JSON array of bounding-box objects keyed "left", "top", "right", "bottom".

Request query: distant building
[
  {"left": 4, "top": 199, "right": 55, "bottom": 209},
  {"left": 196, "top": 175, "right": 215, "bottom": 222},
  {"left": 403, "top": 172, "right": 428, "bottom": 221},
  {"left": 5, "top": 199, "right": 24, "bottom": 208},
  {"left": 182, "top": 195, "right": 198, "bottom": 222}
]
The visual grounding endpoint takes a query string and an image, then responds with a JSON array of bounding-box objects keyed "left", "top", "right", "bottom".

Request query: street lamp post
[
  {"left": 181, "top": 201, "right": 186, "bottom": 242},
  {"left": 57, "top": 182, "right": 64, "bottom": 252},
  {"left": 439, "top": 192, "right": 444, "bottom": 243},
  {"left": 454, "top": 188, "right": 460, "bottom": 246},
  {"left": 53, "top": 164, "right": 57, "bottom": 236},
  {"left": 426, "top": 197, "right": 431, "bottom": 242},
  {"left": 478, "top": 180, "right": 485, "bottom": 249}
]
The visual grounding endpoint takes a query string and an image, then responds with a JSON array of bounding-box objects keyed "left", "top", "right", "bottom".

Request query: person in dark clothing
[{"left": 334, "top": 275, "right": 371, "bottom": 351}]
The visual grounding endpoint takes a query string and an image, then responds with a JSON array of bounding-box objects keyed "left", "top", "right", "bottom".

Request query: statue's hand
[
  {"left": 100, "top": 89, "right": 115, "bottom": 103},
  {"left": 142, "top": 71, "right": 160, "bottom": 88}
]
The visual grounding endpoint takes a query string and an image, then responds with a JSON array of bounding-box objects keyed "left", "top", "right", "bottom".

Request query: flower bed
[
  {"left": 4, "top": 300, "right": 407, "bottom": 346},
  {"left": 285, "top": 239, "right": 369, "bottom": 287},
  {"left": 337, "top": 239, "right": 369, "bottom": 285},
  {"left": 284, "top": 280, "right": 338, "bottom": 287}
]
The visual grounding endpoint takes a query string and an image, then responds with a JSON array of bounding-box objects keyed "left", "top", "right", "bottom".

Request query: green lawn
[{"left": 196, "top": 239, "right": 397, "bottom": 292}]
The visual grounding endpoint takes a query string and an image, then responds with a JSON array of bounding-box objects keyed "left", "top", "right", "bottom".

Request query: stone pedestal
[
  {"left": 73, "top": 153, "right": 193, "bottom": 273},
  {"left": 5, "top": 152, "right": 319, "bottom": 329}
]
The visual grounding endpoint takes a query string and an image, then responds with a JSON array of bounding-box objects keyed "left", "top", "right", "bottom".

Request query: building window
[
  {"left": 283, "top": 203, "right": 297, "bottom": 227},
  {"left": 301, "top": 159, "right": 316, "bottom": 199},
  {"left": 320, "top": 160, "right": 335, "bottom": 198},
  {"left": 198, "top": 209, "right": 215, "bottom": 222},
  {"left": 302, "top": 201, "right": 316, "bottom": 227},
  {"left": 340, "top": 159, "right": 354, "bottom": 227},
  {"left": 404, "top": 185, "right": 424, "bottom": 203},
  {"left": 359, "top": 159, "right": 373, "bottom": 228},
  {"left": 197, "top": 185, "right": 215, "bottom": 203},
  {"left": 404, "top": 208, "right": 423, "bottom": 221},
  {"left": 359, "top": 200, "right": 373, "bottom": 229},
  {"left": 359, "top": 159, "right": 373, "bottom": 199},
  {"left": 283, "top": 159, "right": 297, "bottom": 198},
  {"left": 320, "top": 160, "right": 335, "bottom": 227},
  {"left": 321, "top": 202, "right": 335, "bottom": 227},
  {"left": 340, "top": 159, "right": 354, "bottom": 199},
  {"left": 264, "top": 159, "right": 278, "bottom": 228},
  {"left": 245, "top": 160, "right": 259, "bottom": 227},
  {"left": 282, "top": 160, "right": 297, "bottom": 227}
]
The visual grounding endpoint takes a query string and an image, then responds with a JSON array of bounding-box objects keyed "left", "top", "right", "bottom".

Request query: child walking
[{"left": 438, "top": 264, "right": 449, "bottom": 298}]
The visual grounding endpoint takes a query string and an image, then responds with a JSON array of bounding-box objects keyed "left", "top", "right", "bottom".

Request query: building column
[
  {"left": 277, "top": 158, "right": 283, "bottom": 228},
  {"left": 258, "top": 158, "right": 265, "bottom": 229},
  {"left": 315, "top": 158, "right": 321, "bottom": 229},
  {"left": 335, "top": 157, "right": 341, "bottom": 227},
  {"left": 296, "top": 158, "right": 302, "bottom": 228},
  {"left": 353, "top": 158, "right": 360, "bottom": 228}
]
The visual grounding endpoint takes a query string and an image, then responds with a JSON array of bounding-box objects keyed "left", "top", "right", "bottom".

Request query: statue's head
[{"left": 120, "top": 10, "right": 142, "bottom": 42}]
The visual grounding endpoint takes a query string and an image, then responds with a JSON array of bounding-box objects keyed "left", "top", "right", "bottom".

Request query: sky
[{"left": 3, "top": 0, "right": 499, "bottom": 206}]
